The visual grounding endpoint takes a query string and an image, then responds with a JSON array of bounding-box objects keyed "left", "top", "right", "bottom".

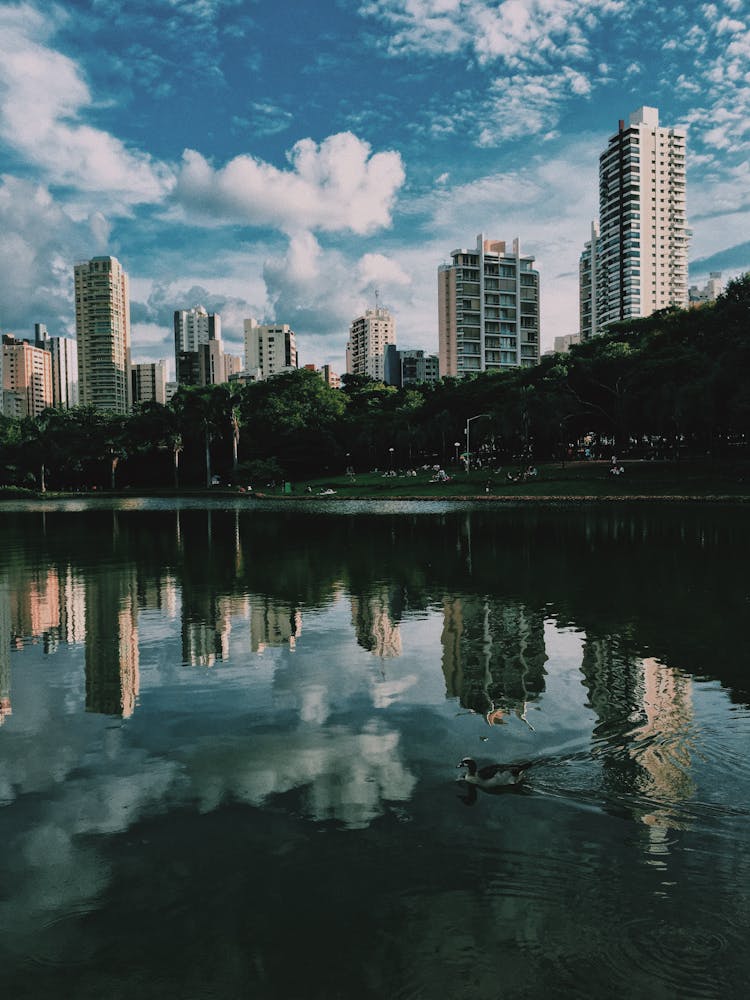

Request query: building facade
[
  {"left": 592, "top": 106, "right": 689, "bottom": 332},
  {"left": 579, "top": 222, "right": 599, "bottom": 340},
  {"left": 244, "top": 320, "right": 298, "bottom": 380},
  {"left": 345, "top": 307, "right": 395, "bottom": 382},
  {"left": 2, "top": 334, "right": 53, "bottom": 417},
  {"left": 74, "top": 256, "right": 132, "bottom": 413},
  {"left": 174, "top": 306, "right": 222, "bottom": 386},
  {"left": 689, "top": 272, "right": 723, "bottom": 306},
  {"left": 438, "top": 235, "right": 540, "bottom": 377},
  {"left": 384, "top": 346, "right": 440, "bottom": 388},
  {"left": 131, "top": 360, "right": 168, "bottom": 406}
]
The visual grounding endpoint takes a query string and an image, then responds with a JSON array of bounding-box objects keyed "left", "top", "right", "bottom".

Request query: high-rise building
[
  {"left": 74, "top": 256, "right": 131, "bottom": 413},
  {"left": 438, "top": 234, "right": 540, "bottom": 377},
  {"left": 2, "top": 334, "right": 53, "bottom": 417},
  {"left": 590, "top": 106, "right": 689, "bottom": 333},
  {"left": 244, "top": 319, "right": 298, "bottom": 380},
  {"left": 345, "top": 307, "right": 395, "bottom": 382},
  {"left": 131, "top": 360, "right": 168, "bottom": 406},
  {"left": 33, "top": 324, "right": 78, "bottom": 408},
  {"left": 689, "top": 272, "right": 723, "bottom": 306},
  {"left": 384, "top": 346, "right": 440, "bottom": 387},
  {"left": 579, "top": 222, "right": 599, "bottom": 340},
  {"left": 174, "top": 306, "right": 222, "bottom": 386}
]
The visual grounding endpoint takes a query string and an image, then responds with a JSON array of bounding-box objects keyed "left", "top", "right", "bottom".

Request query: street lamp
[
  {"left": 464, "top": 413, "right": 488, "bottom": 472},
  {"left": 389, "top": 446, "right": 394, "bottom": 473},
  {"left": 454, "top": 441, "right": 461, "bottom": 466}
]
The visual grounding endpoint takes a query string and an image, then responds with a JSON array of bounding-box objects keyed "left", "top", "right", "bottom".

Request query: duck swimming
[{"left": 457, "top": 757, "right": 532, "bottom": 789}]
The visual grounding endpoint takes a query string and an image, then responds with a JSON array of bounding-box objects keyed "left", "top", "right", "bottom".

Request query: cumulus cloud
[{"left": 174, "top": 132, "right": 405, "bottom": 235}]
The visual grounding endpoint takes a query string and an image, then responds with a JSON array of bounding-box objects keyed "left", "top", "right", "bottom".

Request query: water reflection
[{"left": 1, "top": 503, "right": 749, "bottom": 997}]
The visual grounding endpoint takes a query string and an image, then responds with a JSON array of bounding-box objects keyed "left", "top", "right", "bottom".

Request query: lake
[{"left": 1, "top": 498, "right": 748, "bottom": 999}]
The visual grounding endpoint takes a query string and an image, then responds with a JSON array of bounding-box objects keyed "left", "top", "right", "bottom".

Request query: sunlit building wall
[
  {"left": 74, "top": 256, "right": 132, "bottom": 413},
  {"left": 1, "top": 334, "right": 53, "bottom": 417},
  {"left": 346, "top": 307, "right": 395, "bottom": 382},
  {"left": 439, "top": 234, "right": 540, "bottom": 377},
  {"left": 244, "top": 319, "right": 298, "bottom": 380}
]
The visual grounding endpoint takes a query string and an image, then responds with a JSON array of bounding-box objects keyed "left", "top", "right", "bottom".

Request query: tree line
[{"left": 2, "top": 274, "right": 749, "bottom": 491}]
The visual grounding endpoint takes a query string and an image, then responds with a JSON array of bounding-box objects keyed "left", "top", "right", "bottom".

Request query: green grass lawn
[{"left": 284, "top": 459, "right": 750, "bottom": 499}]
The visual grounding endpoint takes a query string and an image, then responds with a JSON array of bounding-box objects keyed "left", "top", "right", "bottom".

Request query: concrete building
[
  {"left": 74, "top": 256, "right": 132, "bottom": 413},
  {"left": 553, "top": 334, "right": 581, "bottom": 354},
  {"left": 2, "top": 334, "right": 53, "bottom": 417},
  {"left": 438, "top": 234, "right": 540, "bottom": 377},
  {"left": 244, "top": 319, "right": 298, "bottom": 380},
  {"left": 579, "top": 222, "right": 599, "bottom": 340},
  {"left": 593, "top": 107, "right": 689, "bottom": 331},
  {"left": 34, "top": 324, "right": 78, "bottom": 408},
  {"left": 224, "top": 353, "right": 243, "bottom": 382},
  {"left": 384, "top": 346, "right": 440, "bottom": 387},
  {"left": 131, "top": 360, "right": 168, "bottom": 406},
  {"left": 174, "top": 306, "right": 222, "bottom": 386},
  {"left": 345, "top": 307, "right": 395, "bottom": 382},
  {"left": 689, "top": 272, "right": 723, "bottom": 306},
  {"left": 303, "top": 363, "right": 342, "bottom": 389}
]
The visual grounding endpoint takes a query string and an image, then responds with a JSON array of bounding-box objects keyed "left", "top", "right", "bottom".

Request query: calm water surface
[{"left": 0, "top": 499, "right": 749, "bottom": 999}]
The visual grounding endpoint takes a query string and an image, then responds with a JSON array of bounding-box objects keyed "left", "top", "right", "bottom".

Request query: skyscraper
[
  {"left": 174, "top": 305, "right": 222, "bottom": 386},
  {"left": 345, "top": 307, "right": 395, "bottom": 382},
  {"left": 586, "top": 106, "right": 689, "bottom": 335},
  {"left": 74, "top": 256, "right": 131, "bottom": 413},
  {"left": 244, "top": 319, "right": 298, "bottom": 380},
  {"left": 131, "top": 360, "right": 168, "bottom": 405},
  {"left": 438, "top": 235, "right": 540, "bottom": 377},
  {"left": 2, "top": 334, "right": 53, "bottom": 417}
]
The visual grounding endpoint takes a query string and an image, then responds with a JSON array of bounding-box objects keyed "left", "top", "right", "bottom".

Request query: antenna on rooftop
[{"left": 375, "top": 287, "right": 380, "bottom": 311}]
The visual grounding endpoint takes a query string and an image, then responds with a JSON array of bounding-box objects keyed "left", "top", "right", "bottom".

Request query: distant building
[
  {"left": 553, "top": 334, "right": 581, "bottom": 354},
  {"left": 174, "top": 306, "right": 222, "bottom": 386},
  {"left": 74, "top": 255, "right": 132, "bottom": 413},
  {"left": 689, "top": 272, "right": 723, "bottom": 306},
  {"left": 244, "top": 319, "right": 298, "bottom": 380},
  {"left": 384, "top": 346, "right": 440, "bottom": 387},
  {"left": 438, "top": 234, "right": 540, "bottom": 377},
  {"left": 2, "top": 334, "right": 53, "bottom": 417},
  {"left": 165, "top": 381, "right": 178, "bottom": 403},
  {"left": 34, "top": 324, "right": 78, "bottom": 408},
  {"left": 591, "top": 106, "right": 689, "bottom": 332},
  {"left": 579, "top": 222, "right": 599, "bottom": 340},
  {"left": 346, "top": 307, "right": 395, "bottom": 382},
  {"left": 224, "top": 353, "right": 243, "bottom": 382},
  {"left": 303, "top": 363, "right": 341, "bottom": 389},
  {"left": 131, "top": 360, "right": 168, "bottom": 406}
]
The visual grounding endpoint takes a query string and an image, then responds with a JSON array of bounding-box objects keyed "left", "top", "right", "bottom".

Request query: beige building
[
  {"left": 438, "top": 234, "right": 540, "bottom": 377},
  {"left": 345, "top": 307, "right": 395, "bottom": 382},
  {"left": 131, "top": 360, "right": 168, "bottom": 406},
  {"left": 74, "top": 256, "right": 132, "bottom": 413},
  {"left": 594, "top": 107, "right": 689, "bottom": 330},
  {"left": 174, "top": 305, "right": 222, "bottom": 386},
  {"left": 2, "top": 334, "right": 53, "bottom": 417},
  {"left": 244, "top": 319, "right": 298, "bottom": 380}
]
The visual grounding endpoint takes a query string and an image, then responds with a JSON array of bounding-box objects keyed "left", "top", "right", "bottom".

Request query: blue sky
[{"left": 1, "top": 0, "right": 749, "bottom": 375}]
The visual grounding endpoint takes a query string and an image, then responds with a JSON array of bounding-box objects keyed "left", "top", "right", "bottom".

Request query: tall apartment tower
[
  {"left": 74, "top": 256, "right": 131, "bottom": 413},
  {"left": 592, "top": 106, "right": 689, "bottom": 332},
  {"left": 174, "top": 306, "right": 222, "bottom": 386},
  {"left": 438, "top": 234, "right": 540, "bottom": 377},
  {"left": 579, "top": 222, "right": 599, "bottom": 341},
  {"left": 345, "top": 307, "right": 395, "bottom": 382},
  {"left": 244, "top": 320, "right": 298, "bottom": 380},
  {"left": 2, "top": 334, "right": 53, "bottom": 417}
]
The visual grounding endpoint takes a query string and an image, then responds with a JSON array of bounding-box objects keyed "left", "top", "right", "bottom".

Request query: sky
[{"left": 1, "top": 0, "right": 749, "bottom": 377}]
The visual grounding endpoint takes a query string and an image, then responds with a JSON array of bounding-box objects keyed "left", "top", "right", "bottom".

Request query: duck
[{"left": 456, "top": 757, "right": 532, "bottom": 789}]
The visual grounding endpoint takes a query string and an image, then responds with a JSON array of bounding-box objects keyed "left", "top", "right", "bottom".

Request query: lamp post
[
  {"left": 454, "top": 441, "right": 461, "bottom": 466},
  {"left": 464, "top": 413, "right": 488, "bottom": 473},
  {"left": 389, "top": 446, "right": 394, "bottom": 473}
]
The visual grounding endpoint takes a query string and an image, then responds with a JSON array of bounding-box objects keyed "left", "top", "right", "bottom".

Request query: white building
[
  {"left": 131, "top": 360, "right": 168, "bottom": 406},
  {"left": 689, "top": 272, "right": 723, "bottom": 306},
  {"left": 593, "top": 106, "right": 689, "bottom": 332},
  {"left": 74, "top": 256, "right": 132, "bottom": 413},
  {"left": 345, "top": 307, "right": 395, "bottom": 382},
  {"left": 438, "top": 234, "right": 540, "bottom": 376},
  {"left": 174, "top": 306, "right": 221, "bottom": 385},
  {"left": 243, "top": 320, "right": 298, "bottom": 380}
]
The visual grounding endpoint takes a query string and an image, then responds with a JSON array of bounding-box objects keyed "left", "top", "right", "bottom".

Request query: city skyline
[{"left": 1, "top": 1, "right": 749, "bottom": 373}]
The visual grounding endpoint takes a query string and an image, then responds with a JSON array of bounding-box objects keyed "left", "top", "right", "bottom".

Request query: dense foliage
[{"left": 2, "top": 275, "right": 749, "bottom": 490}]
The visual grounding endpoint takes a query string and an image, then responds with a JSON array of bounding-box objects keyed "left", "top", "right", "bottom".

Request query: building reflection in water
[
  {"left": 441, "top": 596, "right": 547, "bottom": 724},
  {"left": 251, "top": 598, "right": 301, "bottom": 653},
  {"left": 0, "top": 573, "right": 11, "bottom": 724},
  {"left": 350, "top": 586, "right": 403, "bottom": 659},
  {"left": 581, "top": 636, "right": 695, "bottom": 836},
  {"left": 84, "top": 567, "right": 140, "bottom": 718}
]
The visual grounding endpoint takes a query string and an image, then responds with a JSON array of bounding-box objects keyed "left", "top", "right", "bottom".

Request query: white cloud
[
  {"left": 0, "top": 3, "right": 174, "bottom": 208},
  {"left": 174, "top": 132, "right": 405, "bottom": 235}
]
